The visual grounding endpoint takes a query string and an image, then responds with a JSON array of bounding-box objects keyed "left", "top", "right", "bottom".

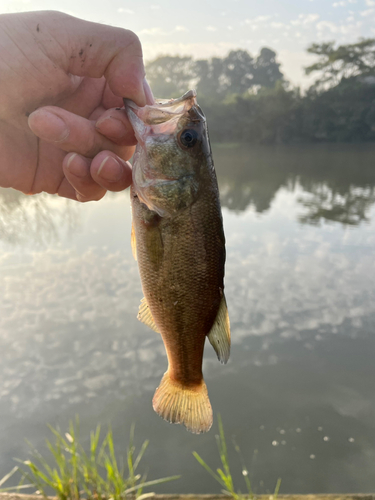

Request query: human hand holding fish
[
  {"left": 0, "top": 10, "right": 231, "bottom": 434},
  {"left": 0, "top": 10, "right": 153, "bottom": 201}
]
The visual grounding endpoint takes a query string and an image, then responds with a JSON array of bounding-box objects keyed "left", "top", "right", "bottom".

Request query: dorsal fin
[
  {"left": 137, "top": 297, "right": 160, "bottom": 333},
  {"left": 207, "top": 295, "right": 231, "bottom": 364}
]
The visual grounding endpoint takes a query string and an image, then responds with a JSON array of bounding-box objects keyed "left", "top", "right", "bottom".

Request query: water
[{"left": 1, "top": 143, "right": 375, "bottom": 493}]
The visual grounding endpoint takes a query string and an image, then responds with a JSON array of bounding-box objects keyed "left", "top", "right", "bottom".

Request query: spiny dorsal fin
[
  {"left": 138, "top": 297, "right": 160, "bottom": 333},
  {"left": 131, "top": 223, "right": 137, "bottom": 261},
  {"left": 207, "top": 295, "right": 231, "bottom": 364},
  {"left": 152, "top": 370, "right": 213, "bottom": 434}
]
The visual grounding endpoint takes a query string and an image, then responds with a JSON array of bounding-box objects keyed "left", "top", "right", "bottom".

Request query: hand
[{"left": 0, "top": 11, "right": 153, "bottom": 201}]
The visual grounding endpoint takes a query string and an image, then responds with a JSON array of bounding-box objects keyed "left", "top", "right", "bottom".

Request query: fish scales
[{"left": 125, "top": 90, "right": 230, "bottom": 434}]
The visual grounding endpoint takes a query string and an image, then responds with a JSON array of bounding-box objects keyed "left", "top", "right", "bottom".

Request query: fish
[{"left": 124, "top": 90, "right": 230, "bottom": 434}]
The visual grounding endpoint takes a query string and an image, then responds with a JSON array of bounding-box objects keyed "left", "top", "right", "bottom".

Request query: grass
[
  {"left": 193, "top": 415, "right": 281, "bottom": 500},
  {"left": 1, "top": 416, "right": 281, "bottom": 500},
  {"left": 0, "top": 417, "right": 179, "bottom": 500}
]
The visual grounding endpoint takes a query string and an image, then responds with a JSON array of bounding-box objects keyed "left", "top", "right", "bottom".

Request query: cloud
[
  {"left": 316, "top": 20, "right": 339, "bottom": 32},
  {"left": 366, "top": 0, "right": 375, "bottom": 4},
  {"left": 139, "top": 26, "right": 191, "bottom": 36},
  {"left": 143, "top": 41, "right": 239, "bottom": 62},
  {"left": 361, "top": 7, "right": 375, "bottom": 15},
  {"left": 174, "top": 25, "right": 189, "bottom": 32},
  {"left": 139, "top": 27, "right": 169, "bottom": 36},
  {"left": 254, "top": 15, "right": 272, "bottom": 22},
  {"left": 117, "top": 7, "right": 134, "bottom": 14},
  {"left": 333, "top": 0, "right": 357, "bottom": 4},
  {"left": 150, "top": 4, "right": 160, "bottom": 8},
  {"left": 244, "top": 15, "right": 272, "bottom": 25},
  {"left": 206, "top": 26, "right": 217, "bottom": 31},
  {"left": 316, "top": 19, "right": 362, "bottom": 34},
  {"left": 291, "top": 13, "right": 320, "bottom": 26}
]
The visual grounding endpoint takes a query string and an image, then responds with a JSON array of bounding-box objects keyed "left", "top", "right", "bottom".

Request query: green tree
[
  {"left": 195, "top": 57, "right": 225, "bottom": 100},
  {"left": 145, "top": 55, "right": 196, "bottom": 98},
  {"left": 221, "top": 49, "right": 255, "bottom": 95},
  {"left": 253, "top": 48, "right": 283, "bottom": 88},
  {"left": 305, "top": 38, "right": 375, "bottom": 90}
]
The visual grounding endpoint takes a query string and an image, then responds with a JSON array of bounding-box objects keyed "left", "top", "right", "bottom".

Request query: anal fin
[
  {"left": 138, "top": 297, "right": 160, "bottom": 333},
  {"left": 207, "top": 295, "right": 231, "bottom": 364}
]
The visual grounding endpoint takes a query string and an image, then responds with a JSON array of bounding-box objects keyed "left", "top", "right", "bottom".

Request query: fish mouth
[
  {"left": 124, "top": 90, "right": 204, "bottom": 142},
  {"left": 125, "top": 90, "right": 197, "bottom": 119}
]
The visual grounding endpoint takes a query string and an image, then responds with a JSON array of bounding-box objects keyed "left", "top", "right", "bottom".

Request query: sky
[{"left": 1, "top": 0, "right": 375, "bottom": 88}]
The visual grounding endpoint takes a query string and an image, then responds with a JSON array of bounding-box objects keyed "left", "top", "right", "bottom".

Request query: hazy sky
[{"left": 1, "top": 0, "right": 375, "bottom": 88}]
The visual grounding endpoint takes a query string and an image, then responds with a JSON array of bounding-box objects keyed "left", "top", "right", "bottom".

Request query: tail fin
[{"left": 152, "top": 371, "right": 213, "bottom": 434}]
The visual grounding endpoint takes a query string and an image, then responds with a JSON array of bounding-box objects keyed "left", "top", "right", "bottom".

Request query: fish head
[{"left": 125, "top": 90, "right": 212, "bottom": 217}]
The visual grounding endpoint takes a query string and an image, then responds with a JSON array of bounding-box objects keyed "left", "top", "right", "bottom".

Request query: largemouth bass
[{"left": 125, "top": 90, "right": 230, "bottom": 434}]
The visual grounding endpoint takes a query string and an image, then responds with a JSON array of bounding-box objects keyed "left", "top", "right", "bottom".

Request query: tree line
[{"left": 145, "top": 39, "right": 375, "bottom": 144}]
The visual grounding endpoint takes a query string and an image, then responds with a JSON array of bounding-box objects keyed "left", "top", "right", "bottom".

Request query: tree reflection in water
[
  {"left": 215, "top": 143, "right": 375, "bottom": 226},
  {"left": 0, "top": 188, "right": 80, "bottom": 246},
  {"left": 298, "top": 185, "right": 375, "bottom": 226},
  {"left": 1, "top": 143, "right": 375, "bottom": 242}
]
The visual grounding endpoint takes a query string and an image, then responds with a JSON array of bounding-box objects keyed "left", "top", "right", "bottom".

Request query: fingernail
[
  {"left": 66, "top": 153, "right": 77, "bottom": 170},
  {"left": 66, "top": 153, "right": 89, "bottom": 178},
  {"left": 30, "top": 110, "right": 69, "bottom": 142},
  {"left": 97, "top": 156, "right": 123, "bottom": 182},
  {"left": 96, "top": 116, "right": 126, "bottom": 141},
  {"left": 76, "top": 192, "right": 86, "bottom": 202},
  {"left": 143, "top": 77, "right": 155, "bottom": 105}
]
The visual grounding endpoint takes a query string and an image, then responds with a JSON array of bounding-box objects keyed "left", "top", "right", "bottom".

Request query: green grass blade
[
  {"left": 124, "top": 474, "right": 180, "bottom": 494},
  {"left": 134, "top": 440, "right": 149, "bottom": 471},
  {"left": 192, "top": 452, "right": 225, "bottom": 486},
  {"left": 13, "top": 420, "right": 180, "bottom": 500},
  {"left": 273, "top": 477, "right": 282, "bottom": 499},
  {"left": 0, "top": 466, "right": 18, "bottom": 487},
  {"left": 0, "top": 484, "right": 34, "bottom": 492},
  {"left": 194, "top": 416, "right": 281, "bottom": 500}
]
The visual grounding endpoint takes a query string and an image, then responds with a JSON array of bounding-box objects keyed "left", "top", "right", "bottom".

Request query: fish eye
[{"left": 179, "top": 129, "right": 198, "bottom": 148}]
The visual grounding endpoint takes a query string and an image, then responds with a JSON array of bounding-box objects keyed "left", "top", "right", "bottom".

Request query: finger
[
  {"left": 143, "top": 78, "right": 155, "bottom": 105},
  {"left": 23, "top": 12, "right": 147, "bottom": 105},
  {"left": 90, "top": 151, "right": 133, "bottom": 192},
  {"left": 63, "top": 153, "right": 107, "bottom": 201},
  {"left": 102, "top": 80, "right": 126, "bottom": 109},
  {"left": 95, "top": 108, "right": 136, "bottom": 145},
  {"left": 56, "top": 74, "right": 106, "bottom": 117},
  {"left": 28, "top": 106, "right": 135, "bottom": 158},
  {"left": 57, "top": 177, "right": 80, "bottom": 201}
]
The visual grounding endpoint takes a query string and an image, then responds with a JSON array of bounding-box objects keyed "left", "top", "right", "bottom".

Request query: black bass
[{"left": 125, "top": 90, "right": 230, "bottom": 434}]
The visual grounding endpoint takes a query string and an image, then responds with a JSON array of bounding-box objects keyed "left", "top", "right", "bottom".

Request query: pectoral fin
[
  {"left": 131, "top": 222, "right": 137, "bottom": 261},
  {"left": 207, "top": 295, "right": 231, "bottom": 364},
  {"left": 138, "top": 297, "right": 160, "bottom": 333}
]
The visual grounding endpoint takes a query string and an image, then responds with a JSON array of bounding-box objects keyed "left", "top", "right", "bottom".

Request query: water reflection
[
  {"left": 1, "top": 145, "right": 375, "bottom": 493},
  {"left": 1, "top": 145, "right": 375, "bottom": 247},
  {"left": 297, "top": 185, "right": 375, "bottom": 226},
  {"left": 0, "top": 188, "right": 80, "bottom": 245},
  {"left": 215, "top": 144, "right": 375, "bottom": 225}
]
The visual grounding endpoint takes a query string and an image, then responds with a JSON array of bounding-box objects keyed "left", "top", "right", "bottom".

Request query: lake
[{"left": 1, "top": 143, "right": 375, "bottom": 493}]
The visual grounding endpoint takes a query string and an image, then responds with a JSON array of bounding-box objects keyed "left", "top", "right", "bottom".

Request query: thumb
[{"left": 24, "top": 11, "right": 147, "bottom": 106}]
